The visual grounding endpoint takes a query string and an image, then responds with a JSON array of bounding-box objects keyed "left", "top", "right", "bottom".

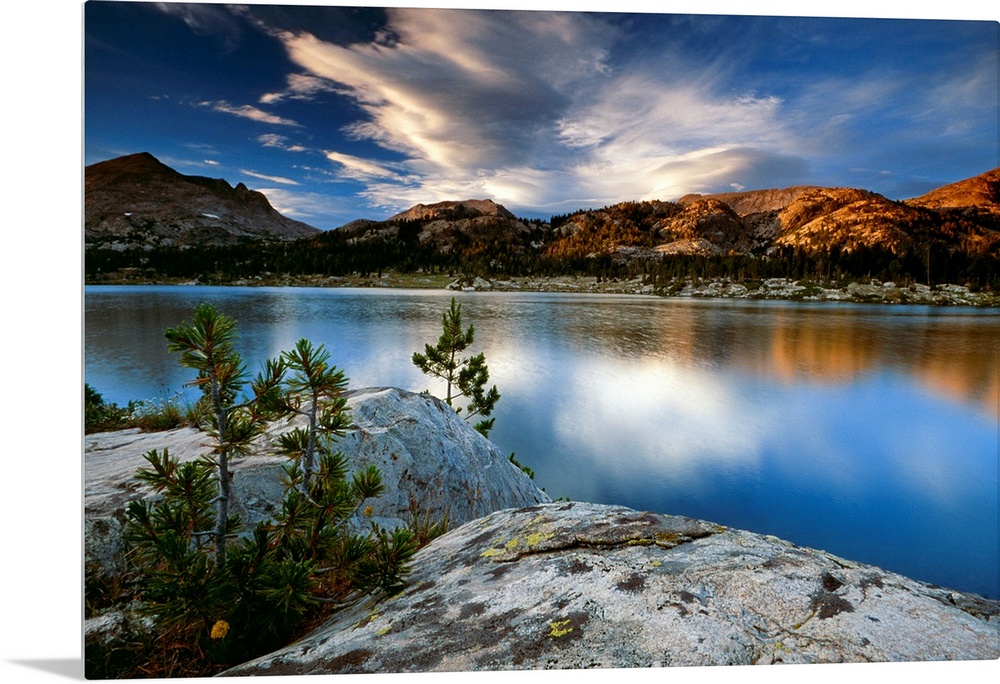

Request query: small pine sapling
[
  {"left": 276, "top": 338, "right": 352, "bottom": 493},
  {"left": 164, "top": 302, "right": 286, "bottom": 561},
  {"left": 412, "top": 297, "right": 501, "bottom": 437}
]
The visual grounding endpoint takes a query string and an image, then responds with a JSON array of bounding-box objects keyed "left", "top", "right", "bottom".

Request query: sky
[{"left": 83, "top": 1, "right": 999, "bottom": 230}]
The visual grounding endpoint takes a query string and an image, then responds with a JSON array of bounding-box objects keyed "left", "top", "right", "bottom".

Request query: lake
[{"left": 84, "top": 285, "right": 1000, "bottom": 599}]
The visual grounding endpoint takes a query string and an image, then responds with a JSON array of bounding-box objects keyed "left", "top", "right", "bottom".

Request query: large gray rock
[
  {"left": 224, "top": 502, "right": 1000, "bottom": 675},
  {"left": 84, "top": 387, "right": 549, "bottom": 578}
]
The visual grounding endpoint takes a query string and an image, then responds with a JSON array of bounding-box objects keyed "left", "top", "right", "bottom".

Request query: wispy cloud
[
  {"left": 240, "top": 169, "right": 299, "bottom": 185},
  {"left": 268, "top": 8, "right": 826, "bottom": 211},
  {"left": 200, "top": 100, "right": 300, "bottom": 127},
  {"left": 264, "top": 8, "right": 995, "bottom": 213},
  {"left": 275, "top": 9, "right": 615, "bottom": 204},
  {"left": 257, "top": 133, "right": 307, "bottom": 153},
  {"left": 85, "top": 3, "right": 1000, "bottom": 227},
  {"left": 324, "top": 151, "right": 404, "bottom": 180},
  {"left": 155, "top": 2, "right": 244, "bottom": 51},
  {"left": 260, "top": 73, "right": 338, "bottom": 104},
  {"left": 255, "top": 186, "right": 369, "bottom": 228}
]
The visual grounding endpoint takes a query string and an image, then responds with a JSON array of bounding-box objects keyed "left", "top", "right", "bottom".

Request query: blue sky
[{"left": 84, "top": 2, "right": 999, "bottom": 230}]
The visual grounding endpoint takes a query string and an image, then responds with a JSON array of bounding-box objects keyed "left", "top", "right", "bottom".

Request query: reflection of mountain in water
[
  {"left": 762, "top": 309, "right": 998, "bottom": 418},
  {"left": 567, "top": 301, "right": 998, "bottom": 417}
]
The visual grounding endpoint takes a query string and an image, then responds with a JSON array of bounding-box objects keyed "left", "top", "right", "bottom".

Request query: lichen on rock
[{"left": 224, "top": 502, "right": 1000, "bottom": 675}]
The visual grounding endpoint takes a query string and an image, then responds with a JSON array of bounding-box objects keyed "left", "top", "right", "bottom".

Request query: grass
[{"left": 85, "top": 384, "right": 203, "bottom": 434}]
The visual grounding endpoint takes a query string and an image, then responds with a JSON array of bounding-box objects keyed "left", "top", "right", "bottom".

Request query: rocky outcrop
[
  {"left": 772, "top": 188, "right": 938, "bottom": 255},
  {"left": 656, "top": 197, "right": 751, "bottom": 255},
  {"left": 678, "top": 185, "right": 818, "bottom": 217},
  {"left": 225, "top": 502, "right": 1000, "bottom": 675},
  {"left": 338, "top": 198, "right": 536, "bottom": 257},
  {"left": 387, "top": 198, "right": 516, "bottom": 222},
  {"left": 86, "top": 390, "right": 1000, "bottom": 673},
  {"left": 84, "top": 387, "right": 549, "bottom": 578}
]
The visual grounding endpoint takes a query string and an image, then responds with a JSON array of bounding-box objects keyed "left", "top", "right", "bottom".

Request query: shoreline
[{"left": 84, "top": 271, "right": 1000, "bottom": 307}]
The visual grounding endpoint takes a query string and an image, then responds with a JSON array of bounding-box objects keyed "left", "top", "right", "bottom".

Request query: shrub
[
  {"left": 128, "top": 394, "right": 189, "bottom": 431},
  {"left": 84, "top": 383, "right": 131, "bottom": 433},
  {"left": 88, "top": 304, "right": 421, "bottom": 677}
]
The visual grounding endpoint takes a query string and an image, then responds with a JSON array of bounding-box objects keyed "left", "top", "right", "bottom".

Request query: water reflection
[{"left": 84, "top": 287, "right": 999, "bottom": 598}]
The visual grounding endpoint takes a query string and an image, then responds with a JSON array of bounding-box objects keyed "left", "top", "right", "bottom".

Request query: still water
[{"left": 84, "top": 285, "right": 999, "bottom": 599}]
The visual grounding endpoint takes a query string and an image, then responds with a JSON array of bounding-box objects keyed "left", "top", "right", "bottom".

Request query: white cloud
[
  {"left": 257, "top": 133, "right": 308, "bottom": 153},
  {"left": 274, "top": 9, "right": 614, "bottom": 199},
  {"left": 270, "top": 8, "right": 813, "bottom": 209},
  {"left": 260, "top": 186, "right": 393, "bottom": 229},
  {"left": 240, "top": 169, "right": 299, "bottom": 185},
  {"left": 259, "top": 7, "right": 996, "bottom": 211},
  {"left": 201, "top": 100, "right": 300, "bottom": 127},
  {"left": 257, "top": 133, "right": 287, "bottom": 148},
  {"left": 155, "top": 2, "right": 244, "bottom": 50},
  {"left": 260, "top": 72, "right": 338, "bottom": 104},
  {"left": 325, "top": 150, "right": 404, "bottom": 180}
]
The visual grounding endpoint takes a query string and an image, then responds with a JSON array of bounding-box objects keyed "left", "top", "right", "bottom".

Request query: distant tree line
[{"left": 85, "top": 213, "right": 1000, "bottom": 289}]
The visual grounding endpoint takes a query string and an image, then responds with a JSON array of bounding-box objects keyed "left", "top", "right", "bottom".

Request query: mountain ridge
[
  {"left": 85, "top": 152, "right": 320, "bottom": 249},
  {"left": 84, "top": 153, "right": 1000, "bottom": 285},
  {"left": 541, "top": 169, "right": 1000, "bottom": 261}
]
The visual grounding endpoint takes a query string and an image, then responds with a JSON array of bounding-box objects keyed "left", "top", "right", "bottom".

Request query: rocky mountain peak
[
  {"left": 388, "top": 198, "right": 515, "bottom": 222},
  {"left": 679, "top": 185, "right": 820, "bottom": 217},
  {"left": 85, "top": 152, "right": 319, "bottom": 249}
]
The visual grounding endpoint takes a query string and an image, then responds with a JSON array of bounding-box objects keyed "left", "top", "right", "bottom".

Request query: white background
[{"left": 3, "top": 1, "right": 997, "bottom": 682}]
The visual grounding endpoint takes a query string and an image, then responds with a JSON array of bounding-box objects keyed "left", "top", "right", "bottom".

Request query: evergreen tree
[
  {"left": 277, "top": 338, "right": 353, "bottom": 493},
  {"left": 412, "top": 297, "right": 501, "bottom": 437},
  {"left": 163, "top": 303, "right": 285, "bottom": 561},
  {"left": 108, "top": 308, "right": 420, "bottom": 677}
]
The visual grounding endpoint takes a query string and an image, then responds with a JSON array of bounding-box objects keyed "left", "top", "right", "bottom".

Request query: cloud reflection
[{"left": 551, "top": 355, "right": 771, "bottom": 476}]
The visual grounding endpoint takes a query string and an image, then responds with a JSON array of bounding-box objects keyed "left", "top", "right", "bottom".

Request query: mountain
[
  {"left": 84, "top": 160, "right": 1000, "bottom": 286},
  {"left": 543, "top": 169, "right": 1000, "bottom": 261},
  {"left": 678, "top": 185, "right": 820, "bottom": 216},
  {"left": 85, "top": 152, "right": 320, "bottom": 249},
  {"left": 387, "top": 198, "right": 515, "bottom": 222},
  {"left": 905, "top": 168, "right": 1000, "bottom": 211},
  {"left": 334, "top": 197, "right": 540, "bottom": 256}
]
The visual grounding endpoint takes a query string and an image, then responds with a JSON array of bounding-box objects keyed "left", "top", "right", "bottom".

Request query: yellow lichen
[
  {"left": 549, "top": 619, "right": 574, "bottom": 638},
  {"left": 653, "top": 531, "right": 685, "bottom": 546},
  {"left": 525, "top": 531, "right": 553, "bottom": 547},
  {"left": 480, "top": 547, "right": 505, "bottom": 558},
  {"left": 210, "top": 620, "right": 230, "bottom": 640},
  {"left": 375, "top": 625, "right": 392, "bottom": 636}
]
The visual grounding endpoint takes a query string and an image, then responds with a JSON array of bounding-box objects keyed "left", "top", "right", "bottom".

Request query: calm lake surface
[{"left": 84, "top": 285, "right": 1000, "bottom": 599}]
